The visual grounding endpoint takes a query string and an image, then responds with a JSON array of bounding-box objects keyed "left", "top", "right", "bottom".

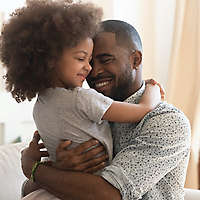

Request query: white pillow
[
  {"left": 0, "top": 143, "right": 27, "bottom": 200},
  {"left": 184, "top": 188, "right": 200, "bottom": 200}
]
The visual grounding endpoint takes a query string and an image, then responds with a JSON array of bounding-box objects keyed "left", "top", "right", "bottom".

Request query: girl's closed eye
[
  {"left": 76, "top": 57, "right": 85, "bottom": 61},
  {"left": 77, "top": 56, "right": 92, "bottom": 64}
]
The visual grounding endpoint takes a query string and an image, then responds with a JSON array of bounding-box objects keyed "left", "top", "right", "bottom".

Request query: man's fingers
[
  {"left": 59, "top": 140, "right": 72, "bottom": 150},
  {"left": 54, "top": 139, "right": 104, "bottom": 171},
  {"left": 83, "top": 145, "right": 104, "bottom": 159},
  {"left": 40, "top": 151, "right": 49, "bottom": 157},
  {"left": 56, "top": 141, "right": 72, "bottom": 155},
  {"left": 80, "top": 153, "right": 108, "bottom": 170},
  {"left": 38, "top": 143, "right": 46, "bottom": 149},
  {"left": 73, "top": 139, "right": 99, "bottom": 155},
  {"left": 84, "top": 162, "right": 106, "bottom": 173},
  {"left": 77, "top": 145, "right": 105, "bottom": 164},
  {"left": 71, "top": 153, "right": 108, "bottom": 172}
]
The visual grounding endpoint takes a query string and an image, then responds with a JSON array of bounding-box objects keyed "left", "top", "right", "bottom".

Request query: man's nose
[{"left": 90, "top": 62, "right": 104, "bottom": 77}]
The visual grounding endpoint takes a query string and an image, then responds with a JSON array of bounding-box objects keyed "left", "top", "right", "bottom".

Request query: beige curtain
[{"left": 167, "top": 0, "right": 200, "bottom": 189}]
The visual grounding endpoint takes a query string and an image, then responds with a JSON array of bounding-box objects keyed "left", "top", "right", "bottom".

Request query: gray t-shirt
[{"left": 33, "top": 87, "right": 113, "bottom": 162}]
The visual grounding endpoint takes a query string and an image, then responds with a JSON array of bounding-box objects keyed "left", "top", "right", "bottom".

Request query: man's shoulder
[
  {"left": 136, "top": 101, "right": 191, "bottom": 148},
  {"left": 148, "top": 101, "right": 187, "bottom": 118},
  {"left": 141, "top": 101, "right": 191, "bottom": 131}
]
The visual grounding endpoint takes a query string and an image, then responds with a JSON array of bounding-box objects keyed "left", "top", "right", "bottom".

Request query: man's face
[{"left": 87, "top": 32, "right": 134, "bottom": 101}]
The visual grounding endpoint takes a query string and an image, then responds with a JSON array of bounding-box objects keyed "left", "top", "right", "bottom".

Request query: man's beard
[{"left": 111, "top": 64, "right": 133, "bottom": 101}]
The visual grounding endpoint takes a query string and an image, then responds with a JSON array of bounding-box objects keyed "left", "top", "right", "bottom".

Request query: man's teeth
[{"left": 95, "top": 81, "right": 110, "bottom": 88}]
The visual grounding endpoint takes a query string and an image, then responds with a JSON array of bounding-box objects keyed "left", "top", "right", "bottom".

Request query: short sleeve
[{"left": 75, "top": 87, "right": 113, "bottom": 123}]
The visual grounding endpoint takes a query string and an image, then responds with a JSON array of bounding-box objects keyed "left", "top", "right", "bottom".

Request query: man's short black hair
[{"left": 100, "top": 20, "right": 142, "bottom": 52}]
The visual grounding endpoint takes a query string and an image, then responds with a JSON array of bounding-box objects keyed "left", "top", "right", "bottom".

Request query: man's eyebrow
[{"left": 96, "top": 53, "right": 114, "bottom": 59}]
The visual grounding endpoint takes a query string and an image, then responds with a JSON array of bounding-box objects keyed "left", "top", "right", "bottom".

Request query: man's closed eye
[{"left": 100, "top": 58, "right": 115, "bottom": 64}]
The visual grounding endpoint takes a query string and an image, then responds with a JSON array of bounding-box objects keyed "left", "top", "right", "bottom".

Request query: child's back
[{"left": 33, "top": 87, "right": 113, "bottom": 162}]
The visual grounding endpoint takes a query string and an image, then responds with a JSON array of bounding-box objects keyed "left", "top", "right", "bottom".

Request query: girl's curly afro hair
[{"left": 0, "top": 0, "right": 102, "bottom": 102}]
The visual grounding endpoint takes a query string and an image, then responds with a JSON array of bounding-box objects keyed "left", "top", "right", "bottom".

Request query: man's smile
[
  {"left": 95, "top": 81, "right": 110, "bottom": 88},
  {"left": 94, "top": 78, "right": 112, "bottom": 88},
  {"left": 89, "top": 76, "right": 113, "bottom": 92}
]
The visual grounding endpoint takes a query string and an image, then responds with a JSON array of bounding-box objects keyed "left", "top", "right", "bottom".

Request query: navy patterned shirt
[{"left": 101, "top": 82, "right": 191, "bottom": 200}]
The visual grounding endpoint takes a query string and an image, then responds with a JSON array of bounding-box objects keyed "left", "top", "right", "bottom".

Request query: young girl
[{"left": 0, "top": 0, "right": 162, "bottom": 164}]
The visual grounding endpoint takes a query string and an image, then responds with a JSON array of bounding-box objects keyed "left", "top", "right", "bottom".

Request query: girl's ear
[{"left": 129, "top": 50, "right": 142, "bottom": 70}]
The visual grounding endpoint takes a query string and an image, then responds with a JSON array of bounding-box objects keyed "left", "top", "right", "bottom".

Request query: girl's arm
[{"left": 102, "top": 84, "right": 162, "bottom": 123}]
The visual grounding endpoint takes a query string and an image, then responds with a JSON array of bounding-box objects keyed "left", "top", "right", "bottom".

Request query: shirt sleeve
[
  {"left": 101, "top": 111, "right": 191, "bottom": 200},
  {"left": 75, "top": 87, "right": 113, "bottom": 123}
]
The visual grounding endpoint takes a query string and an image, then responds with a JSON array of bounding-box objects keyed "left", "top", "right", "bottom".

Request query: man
[{"left": 21, "top": 20, "right": 191, "bottom": 200}]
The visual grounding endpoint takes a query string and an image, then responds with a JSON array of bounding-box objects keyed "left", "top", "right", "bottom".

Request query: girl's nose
[{"left": 84, "top": 62, "right": 92, "bottom": 72}]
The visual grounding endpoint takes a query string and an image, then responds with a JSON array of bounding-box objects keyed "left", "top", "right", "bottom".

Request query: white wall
[
  {"left": 0, "top": 123, "right": 4, "bottom": 145},
  {"left": 154, "top": 0, "right": 176, "bottom": 87},
  {"left": 114, "top": 0, "right": 176, "bottom": 88},
  {"left": 0, "top": 92, "right": 36, "bottom": 143},
  {"left": 0, "top": 0, "right": 26, "bottom": 19},
  {"left": 0, "top": 13, "right": 4, "bottom": 92},
  {"left": 83, "top": 0, "right": 114, "bottom": 19},
  {"left": 0, "top": 0, "right": 34, "bottom": 144}
]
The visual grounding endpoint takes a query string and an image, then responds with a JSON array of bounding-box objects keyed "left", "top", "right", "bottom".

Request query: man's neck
[
  {"left": 124, "top": 80, "right": 145, "bottom": 104},
  {"left": 123, "top": 80, "right": 143, "bottom": 100}
]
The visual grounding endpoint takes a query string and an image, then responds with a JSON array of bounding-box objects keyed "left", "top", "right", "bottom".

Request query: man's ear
[{"left": 130, "top": 50, "right": 142, "bottom": 70}]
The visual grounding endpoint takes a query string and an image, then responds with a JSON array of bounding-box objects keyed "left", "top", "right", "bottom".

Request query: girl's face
[{"left": 54, "top": 37, "right": 93, "bottom": 88}]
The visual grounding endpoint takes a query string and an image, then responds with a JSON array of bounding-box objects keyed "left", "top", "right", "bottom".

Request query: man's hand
[
  {"left": 54, "top": 139, "right": 109, "bottom": 173},
  {"left": 21, "top": 131, "right": 49, "bottom": 179}
]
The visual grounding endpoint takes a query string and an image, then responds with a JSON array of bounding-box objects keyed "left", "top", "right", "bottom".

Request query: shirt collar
[{"left": 124, "top": 81, "right": 145, "bottom": 104}]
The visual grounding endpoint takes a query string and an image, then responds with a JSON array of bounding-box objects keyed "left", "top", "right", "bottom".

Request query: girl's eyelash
[
  {"left": 77, "top": 57, "right": 92, "bottom": 62},
  {"left": 77, "top": 58, "right": 85, "bottom": 61}
]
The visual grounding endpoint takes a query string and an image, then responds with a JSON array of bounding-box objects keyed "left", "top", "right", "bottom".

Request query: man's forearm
[
  {"left": 34, "top": 164, "right": 121, "bottom": 200},
  {"left": 23, "top": 179, "right": 41, "bottom": 197},
  {"left": 22, "top": 179, "right": 68, "bottom": 199}
]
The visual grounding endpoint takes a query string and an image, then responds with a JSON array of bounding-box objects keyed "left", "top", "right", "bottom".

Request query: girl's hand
[
  {"left": 140, "top": 82, "right": 162, "bottom": 111},
  {"left": 21, "top": 131, "right": 49, "bottom": 179},
  {"left": 145, "top": 79, "right": 165, "bottom": 100}
]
